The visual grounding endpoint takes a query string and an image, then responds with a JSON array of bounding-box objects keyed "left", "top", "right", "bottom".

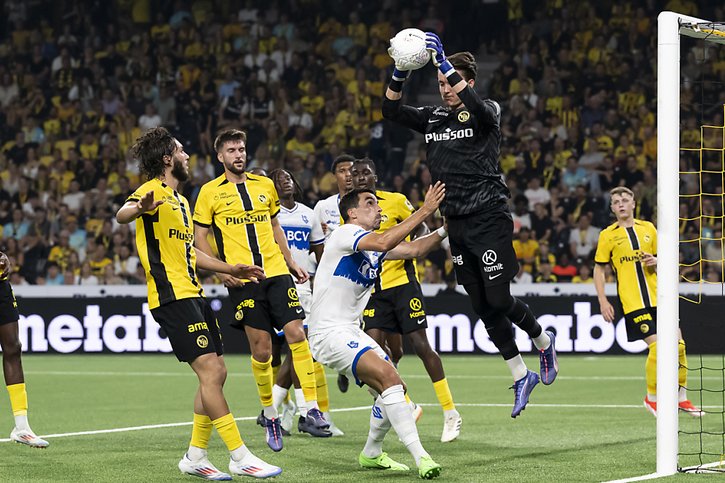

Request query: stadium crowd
[{"left": 0, "top": 0, "right": 722, "bottom": 286}]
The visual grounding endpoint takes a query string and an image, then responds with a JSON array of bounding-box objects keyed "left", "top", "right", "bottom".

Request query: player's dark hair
[
  {"left": 331, "top": 153, "right": 355, "bottom": 173},
  {"left": 339, "top": 188, "right": 375, "bottom": 222},
  {"left": 353, "top": 157, "right": 377, "bottom": 173},
  {"left": 448, "top": 52, "right": 477, "bottom": 81},
  {"left": 269, "top": 168, "right": 303, "bottom": 202},
  {"left": 214, "top": 129, "right": 247, "bottom": 153},
  {"left": 132, "top": 127, "right": 176, "bottom": 180}
]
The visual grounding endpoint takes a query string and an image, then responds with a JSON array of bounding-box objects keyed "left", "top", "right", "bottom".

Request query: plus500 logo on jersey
[{"left": 424, "top": 128, "right": 474, "bottom": 143}]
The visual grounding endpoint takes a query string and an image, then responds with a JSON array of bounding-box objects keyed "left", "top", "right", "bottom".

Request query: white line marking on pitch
[
  {"left": 0, "top": 403, "right": 653, "bottom": 443},
  {"left": 24, "top": 370, "right": 654, "bottom": 381}
]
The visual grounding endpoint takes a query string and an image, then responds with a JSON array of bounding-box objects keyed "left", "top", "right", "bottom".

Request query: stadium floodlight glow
[{"left": 658, "top": 11, "right": 725, "bottom": 477}]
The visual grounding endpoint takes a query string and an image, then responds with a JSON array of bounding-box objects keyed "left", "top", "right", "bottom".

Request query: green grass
[{"left": 0, "top": 354, "right": 723, "bottom": 482}]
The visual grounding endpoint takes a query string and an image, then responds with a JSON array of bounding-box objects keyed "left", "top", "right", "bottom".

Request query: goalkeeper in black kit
[{"left": 382, "top": 32, "right": 558, "bottom": 418}]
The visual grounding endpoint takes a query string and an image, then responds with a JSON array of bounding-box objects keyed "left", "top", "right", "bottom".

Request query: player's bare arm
[
  {"left": 194, "top": 223, "right": 245, "bottom": 288},
  {"left": 195, "top": 248, "right": 264, "bottom": 282},
  {"left": 593, "top": 263, "right": 615, "bottom": 323},
  {"left": 358, "top": 182, "right": 445, "bottom": 253},
  {"left": 386, "top": 227, "right": 448, "bottom": 260},
  {"left": 115, "top": 191, "right": 164, "bottom": 224}
]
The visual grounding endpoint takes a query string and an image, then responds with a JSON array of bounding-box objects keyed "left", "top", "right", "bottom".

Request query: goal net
[{"left": 659, "top": 11, "right": 725, "bottom": 475}]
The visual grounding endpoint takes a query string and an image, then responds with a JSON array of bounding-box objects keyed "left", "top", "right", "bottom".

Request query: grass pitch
[{"left": 0, "top": 354, "right": 722, "bottom": 482}]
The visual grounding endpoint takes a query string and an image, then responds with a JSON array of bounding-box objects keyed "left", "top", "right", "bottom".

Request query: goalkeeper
[
  {"left": 382, "top": 32, "right": 558, "bottom": 418},
  {"left": 594, "top": 187, "right": 703, "bottom": 417}
]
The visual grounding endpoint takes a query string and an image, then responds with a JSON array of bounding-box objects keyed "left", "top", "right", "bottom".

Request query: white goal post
[{"left": 657, "top": 11, "right": 725, "bottom": 477}]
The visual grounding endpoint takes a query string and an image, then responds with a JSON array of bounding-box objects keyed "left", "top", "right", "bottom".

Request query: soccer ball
[{"left": 388, "top": 28, "right": 431, "bottom": 71}]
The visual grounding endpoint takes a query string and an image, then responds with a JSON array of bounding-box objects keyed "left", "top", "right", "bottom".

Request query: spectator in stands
[
  {"left": 572, "top": 264, "right": 594, "bottom": 283},
  {"left": 569, "top": 213, "right": 601, "bottom": 259},
  {"left": 535, "top": 261, "right": 558, "bottom": 283}
]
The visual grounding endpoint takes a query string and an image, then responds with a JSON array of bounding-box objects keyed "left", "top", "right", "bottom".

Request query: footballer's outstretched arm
[
  {"left": 386, "top": 227, "right": 447, "bottom": 260},
  {"left": 357, "top": 182, "right": 444, "bottom": 253}
]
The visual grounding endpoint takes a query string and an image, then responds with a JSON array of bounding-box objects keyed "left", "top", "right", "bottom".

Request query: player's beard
[
  {"left": 225, "top": 159, "right": 246, "bottom": 176},
  {"left": 171, "top": 158, "right": 189, "bottom": 182}
]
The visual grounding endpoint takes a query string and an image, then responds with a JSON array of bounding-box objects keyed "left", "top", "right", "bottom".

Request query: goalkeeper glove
[{"left": 425, "top": 32, "right": 453, "bottom": 76}]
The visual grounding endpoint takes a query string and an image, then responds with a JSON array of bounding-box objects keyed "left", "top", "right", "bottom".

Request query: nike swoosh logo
[
  {"left": 296, "top": 309, "right": 303, "bottom": 313},
  {"left": 428, "top": 119, "right": 441, "bottom": 123},
  {"left": 306, "top": 372, "right": 314, "bottom": 376},
  {"left": 226, "top": 201, "right": 234, "bottom": 206},
  {"left": 489, "top": 273, "right": 502, "bottom": 280},
  {"left": 172, "top": 207, "right": 179, "bottom": 211},
  {"left": 417, "top": 318, "right": 425, "bottom": 324}
]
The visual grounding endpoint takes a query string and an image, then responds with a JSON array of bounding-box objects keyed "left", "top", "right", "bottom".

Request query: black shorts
[
  {"left": 228, "top": 274, "right": 304, "bottom": 333},
  {"left": 151, "top": 297, "right": 223, "bottom": 362},
  {"left": 0, "top": 280, "right": 19, "bottom": 325},
  {"left": 363, "top": 282, "right": 427, "bottom": 334},
  {"left": 624, "top": 307, "right": 657, "bottom": 342},
  {"left": 447, "top": 207, "right": 519, "bottom": 287}
]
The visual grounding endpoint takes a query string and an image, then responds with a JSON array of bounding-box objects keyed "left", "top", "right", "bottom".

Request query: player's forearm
[
  {"left": 376, "top": 207, "right": 432, "bottom": 252},
  {"left": 195, "top": 248, "right": 233, "bottom": 274},
  {"left": 593, "top": 264, "right": 607, "bottom": 301},
  {"left": 409, "top": 230, "right": 446, "bottom": 258},
  {"left": 273, "top": 222, "right": 295, "bottom": 266},
  {"left": 116, "top": 203, "right": 142, "bottom": 224}
]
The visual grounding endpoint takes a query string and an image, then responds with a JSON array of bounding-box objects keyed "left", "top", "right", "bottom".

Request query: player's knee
[
  {"left": 282, "top": 321, "right": 305, "bottom": 344},
  {"left": 1, "top": 338, "right": 21, "bottom": 359},
  {"left": 379, "top": 365, "right": 403, "bottom": 391}
]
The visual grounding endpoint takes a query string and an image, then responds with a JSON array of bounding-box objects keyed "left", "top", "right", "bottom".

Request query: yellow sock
[
  {"left": 6, "top": 383, "right": 27, "bottom": 416},
  {"left": 646, "top": 341, "right": 657, "bottom": 397},
  {"left": 314, "top": 361, "right": 329, "bottom": 412},
  {"left": 404, "top": 392, "right": 412, "bottom": 405},
  {"left": 290, "top": 340, "right": 317, "bottom": 403},
  {"left": 272, "top": 363, "right": 280, "bottom": 385},
  {"left": 190, "top": 413, "right": 213, "bottom": 449},
  {"left": 251, "top": 355, "right": 274, "bottom": 407},
  {"left": 212, "top": 413, "right": 243, "bottom": 452},
  {"left": 678, "top": 339, "right": 687, "bottom": 388},
  {"left": 433, "top": 378, "right": 455, "bottom": 411}
]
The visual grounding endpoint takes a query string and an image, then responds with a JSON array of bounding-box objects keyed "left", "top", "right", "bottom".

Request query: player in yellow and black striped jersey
[
  {"left": 593, "top": 186, "right": 702, "bottom": 418},
  {"left": 0, "top": 251, "right": 49, "bottom": 448},
  {"left": 194, "top": 129, "right": 331, "bottom": 447},
  {"left": 116, "top": 127, "right": 281, "bottom": 479},
  {"left": 351, "top": 158, "right": 462, "bottom": 443}
]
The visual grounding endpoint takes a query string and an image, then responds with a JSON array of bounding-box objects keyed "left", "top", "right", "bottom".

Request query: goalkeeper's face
[
  {"left": 437, "top": 69, "right": 473, "bottom": 109},
  {"left": 438, "top": 71, "right": 461, "bottom": 108}
]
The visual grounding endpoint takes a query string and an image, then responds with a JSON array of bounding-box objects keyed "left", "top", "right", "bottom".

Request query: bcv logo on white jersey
[
  {"left": 424, "top": 127, "right": 474, "bottom": 143},
  {"left": 283, "top": 226, "right": 311, "bottom": 250}
]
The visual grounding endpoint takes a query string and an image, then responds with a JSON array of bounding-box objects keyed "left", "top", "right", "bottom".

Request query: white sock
[
  {"left": 532, "top": 331, "right": 551, "bottom": 351},
  {"left": 443, "top": 408, "right": 459, "bottom": 419},
  {"left": 294, "top": 388, "right": 308, "bottom": 417},
  {"left": 230, "top": 444, "right": 251, "bottom": 462},
  {"left": 362, "top": 398, "right": 391, "bottom": 458},
  {"left": 187, "top": 445, "right": 206, "bottom": 461},
  {"left": 263, "top": 405, "right": 278, "bottom": 419},
  {"left": 505, "top": 355, "right": 528, "bottom": 381},
  {"left": 272, "top": 384, "right": 289, "bottom": 410},
  {"left": 678, "top": 386, "right": 687, "bottom": 403},
  {"left": 380, "top": 385, "right": 428, "bottom": 466},
  {"left": 14, "top": 414, "right": 28, "bottom": 431}
]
